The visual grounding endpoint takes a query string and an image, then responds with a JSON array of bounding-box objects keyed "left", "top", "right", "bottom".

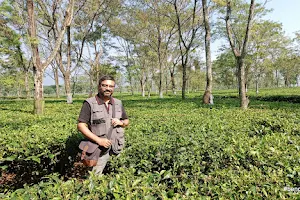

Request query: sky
[
  {"left": 211, "top": 0, "right": 300, "bottom": 59},
  {"left": 44, "top": 0, "right": 300, "bottom": 86},
  {"left": 264, "top": 0, "right": 300, "bottom": 37}
]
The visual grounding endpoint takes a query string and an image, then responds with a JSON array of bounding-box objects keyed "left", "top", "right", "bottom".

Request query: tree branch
[
  {"left": 241, "top": 0, "right": 255, "bottom": 58},
  {"left": 41, "top": 0, "right": 74, "bottom": 70},
  {"left": 225, "top": 0, "right": 241, "bottom": 57}
]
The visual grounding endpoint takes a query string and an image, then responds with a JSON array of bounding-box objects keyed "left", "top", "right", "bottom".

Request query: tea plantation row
[{"left": 1, "top": 91, "right": 300, "bottom": 199}]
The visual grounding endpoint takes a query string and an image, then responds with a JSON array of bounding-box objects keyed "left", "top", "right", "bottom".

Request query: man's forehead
[{"left": 101, "top": 80, "right": 115, "bottom": 85}]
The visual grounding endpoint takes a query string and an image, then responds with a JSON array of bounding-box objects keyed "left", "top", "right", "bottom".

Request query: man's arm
[
  {"left": 121, "top": 119, "right": 129, "bottom": 127},
  {"left": 111, "top": 118, "right": 129, "bottom": 127},
  {"left": 111, "top": 104, "right": 129, "bottom": 127},
  {"left": 77, "top": 123, "right": 111, "bottom": 148},
  {"left": 77, "top": 101, "right": 111, "bottom": 148}
]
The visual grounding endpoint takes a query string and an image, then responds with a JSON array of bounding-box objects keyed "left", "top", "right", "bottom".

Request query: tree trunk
[
  {"left": 128, "top": 74, "right": 134, "bottom": 96},
  {"left": 24, "top": 70, "right": 30, "bottom": 99},
  {"left": 17, "top": 44, "right": 30, "bottom": 99},
  {"left": 34, "top": 68, "right": 44, "bottom": 114},
  {"left": 159, "top": 81, "right": 163, "bottom": 98},
  {"left": 182, "top": 63, "right": 187, "bottom": 99},
  {"left": 284, "top": 75, "right": 289, "bottom": 87},
  {"left": 158, "top": 60, "right": 163, "bottom": 98},
  {"left": 65, "top": 26, "right": 72, "bottom": 103},
  {"left": 187, "top": 77, "right": 190, "bottom": 94},
  {"left": 147, "top": 79, "right": 153, "bottom": 98},
  {"left": 174, "top": 0, "right": 198, "bottom": 100},
  {"left": 27, "top": 0, "right": 74, "bottom": 114},
  {"left": 140, "top": 80, "right": 145, "bottom": 97},
  {"left": 255, "top": 79, "right": 259, "bottom": 95},
  {"left": 165, "top": 75, "right": 168, "bottom": 95},
  {"left": 27, "top": 0, "right": 44, "bottom": 114},
  {"left": 237, "top": 57, "right": 248, "bottom": 109},
  {"left": 275, "top": 69, "right": 279, "bottom": 87},
  {"left": 170, "top": 71, "right": 176, "bottom": 94},
  {"left": 17, "top": 83, "right": 21, "bottom": 99},
  {"left": 202, "top": 0, "right": 213, "bottom": 104},
  {"left": 130, "top": 81, "right": 134, "bottom": 95},
  {"left": 54, "top": 66, "right": 60, "bottom": 98},
  {"left": 89, "top": 74, "right": 94, "bottom": 97},
  {"left": 55, "top": 48, "right": 64, "bottom": 98},
  {"left": 225, "top": 0, "right": 255, "bottom": 109},
  {"left": 142, "top": 84, "right": 145, "bottom": 97},
  {"left": 64, "top": 73, "right": 72, "bottom": 103},
  {"left": 181, "top": 53, "right": 189, "bottom": 99}
]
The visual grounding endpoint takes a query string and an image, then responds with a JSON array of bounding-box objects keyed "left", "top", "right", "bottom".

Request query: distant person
[{"left": 77, "top": 75, "right": 129, "bottom": 174}]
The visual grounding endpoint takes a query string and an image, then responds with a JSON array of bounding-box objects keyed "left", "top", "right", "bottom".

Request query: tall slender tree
[
  {"left": 225, "top": 0, "right": 255, "bottom": 109},
  {"left": 27, "top": 0, "right": 74, "bottom": 114},
  {"left": 173, "top": 0, "right": 202, "bottom": 99},
  {"left": 202, "top": 0, "right": 213, "bottom": 104}
]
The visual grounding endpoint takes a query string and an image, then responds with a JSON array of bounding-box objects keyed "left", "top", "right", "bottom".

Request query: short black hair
[{"left": 98, "top": 75, "right": 115, "bottom": 85}]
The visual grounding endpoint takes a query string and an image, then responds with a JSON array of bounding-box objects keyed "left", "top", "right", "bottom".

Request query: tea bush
[{"left": 1, "top": 90, "right": 300, "bottom": 199}]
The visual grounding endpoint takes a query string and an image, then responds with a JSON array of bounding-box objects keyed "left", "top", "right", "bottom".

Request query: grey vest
[{"left": 86, "top": 96, "right": 125, "bottom": 154}]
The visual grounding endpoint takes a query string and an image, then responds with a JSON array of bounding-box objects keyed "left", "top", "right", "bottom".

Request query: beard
[{"left": 101, "top": 90, "right": 112, "bottom": 97}]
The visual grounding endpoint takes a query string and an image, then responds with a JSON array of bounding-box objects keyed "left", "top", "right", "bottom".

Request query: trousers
[{"left": 92, "top": 151, "right": 110, "bottom": 174}]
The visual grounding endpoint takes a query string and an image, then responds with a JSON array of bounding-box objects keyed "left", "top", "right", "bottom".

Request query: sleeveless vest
[{"left": 85, "top": 96, "right": 125, "bottom": 154}]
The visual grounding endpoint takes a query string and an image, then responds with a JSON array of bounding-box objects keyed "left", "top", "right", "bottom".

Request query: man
[{"left": 77, "top": 75, "right": 129, "bottom": 174}]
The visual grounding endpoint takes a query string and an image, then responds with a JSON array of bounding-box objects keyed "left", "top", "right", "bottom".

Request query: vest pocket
[
  {"left": 92, "top": 107, "right": 105, "bottom": 119},
  {"left": 92, "top": 118, "right": 105, "bottom": 124},
  {"left": 112, "top": 136, "right": 125, "bottom": 155},
  {"left": 91, "top": 123, "right": 106, "bottom": 137},
  {"left": 91, "top": 106, "right": 106, "bottom": 136},
  {"left": 116, "top": 127, "right": 124, "bottom": 134},
  {"left": 111, "top": 128, "right": 125, "bottom": 154}
]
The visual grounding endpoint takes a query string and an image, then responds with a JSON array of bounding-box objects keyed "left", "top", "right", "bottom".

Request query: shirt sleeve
[
  {"left": 121, "top": 105, "right": 128, "bottom": 119},
  {"left": 78, "top": 101, "right": 91, "bottom": 124}
]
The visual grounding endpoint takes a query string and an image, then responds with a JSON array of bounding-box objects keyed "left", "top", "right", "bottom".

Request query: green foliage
[
  {"left": 0, "top": 0, "right": 32, "bottom": 97},
  {"left": 44, "top": 85, "right": 57, "bottom": 95},
  {"left": 71, "top": 76, "right": 91, "bottom": 94},
  {"left": 213, "top": 50, "right": 236, "bottom": 89},
  {"left": 1, "top": 89, "right": 300, "bottom": 198}
]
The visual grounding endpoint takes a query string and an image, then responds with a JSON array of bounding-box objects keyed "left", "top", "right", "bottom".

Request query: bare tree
[
  {"left": 115, "top": 37, "right": 136, "bottom": 95},
  {"left": 202, "top": 0, "right": 213, "bottom": 104},
  {"left": 27, "top": 0, "right": 74, "bottom": 114},
  {"left": 173, "top": 0, "right": 201, "bottom": 99},
  {"left": 225, "top": 0, "right": 255, "bottom": 109},
  {"left": 168, "top": 53, "right": 181, "bottom": 95}
]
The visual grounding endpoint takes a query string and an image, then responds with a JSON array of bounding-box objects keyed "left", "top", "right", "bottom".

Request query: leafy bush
[{"left": 1, "top": 91, "right": 300, "bottom": 199}]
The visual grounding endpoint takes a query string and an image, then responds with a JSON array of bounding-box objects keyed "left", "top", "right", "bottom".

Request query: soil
[{"left": 0, "top": 160, "right": 91, "bottom": 193}]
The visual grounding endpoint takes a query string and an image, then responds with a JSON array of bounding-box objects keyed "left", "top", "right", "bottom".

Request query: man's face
[{"left": 99, "top": 80, "right": 115, "bottom": 97}]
